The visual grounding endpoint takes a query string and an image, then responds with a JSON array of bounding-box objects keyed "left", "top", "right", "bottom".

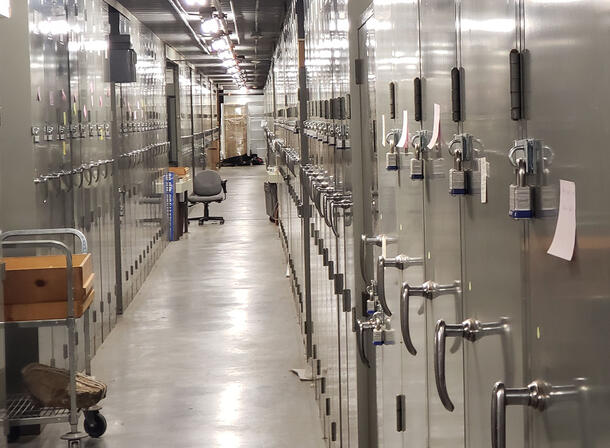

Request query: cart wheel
[
  {"left": 68, "top": 440, "right": 81, "bottom": 448},
  {"left": 84, "top": 411, "right": 107, "bottom": 438},
  {"left": 7, "top": 426, "right": 20, "bottom": 443}
]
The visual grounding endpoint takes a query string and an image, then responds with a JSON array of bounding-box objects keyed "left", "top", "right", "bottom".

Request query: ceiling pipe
[
  {"left": 166, "top": 0, "right": 211, "bottom": 55},
  {"left": 229, "top": 0, "right": 241, "bottom": 45}
]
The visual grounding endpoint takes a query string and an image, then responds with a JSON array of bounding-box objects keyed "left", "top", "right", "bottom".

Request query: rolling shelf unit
[{"left": 1, "top": 229, "right": 106, "bottom": 448}]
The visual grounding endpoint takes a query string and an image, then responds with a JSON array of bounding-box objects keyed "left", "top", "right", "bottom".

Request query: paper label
[
  {"left": 480, "top": 157, "right": 488, "bottom": 204},
  {"left": 381, "top": 235, "right": 387, "bottom": 259},
  {"left": 397, "top": 110, "right": 409, "bottom": 148},
  {"left": 381, "top": 114, "right": 386, "bottom": 147},
  {"left": 427, "top": 103, "right": 441, "bottom": 149},
  {"left": 547, "top": 180, "right": 576, "bottom": 261}
]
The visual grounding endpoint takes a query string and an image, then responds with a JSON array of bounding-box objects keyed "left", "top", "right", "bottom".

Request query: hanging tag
[
  {"left": 381, "top": 235, "right": 387, "bottom": 259},
  {"left": 381, "top": 114, "right": 386, "bottom": 147},
  {"left": 547, "top": 180, "right": 576, "bottom": 261},
  {"left": 427, "top": 103, "right": 441, "bottom": 149},
  {"left": 480, "top": 157, "right": 488, "bottom": 204},
  {"left": 396, "top": 110, "right": 409, "bottom": 148}
]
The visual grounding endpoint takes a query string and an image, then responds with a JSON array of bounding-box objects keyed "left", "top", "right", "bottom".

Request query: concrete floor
[{"left": 18, "top": 165, "right": 324, "bottom": 448}]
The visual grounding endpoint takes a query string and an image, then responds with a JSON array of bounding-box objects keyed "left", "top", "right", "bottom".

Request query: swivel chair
[{"left": 188, "top": 170, "right": 227, "bottom": 225}]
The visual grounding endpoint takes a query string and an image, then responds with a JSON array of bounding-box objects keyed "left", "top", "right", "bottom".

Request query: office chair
[{"left": 188, "top": 170, "right": 228, "bottom": 225}]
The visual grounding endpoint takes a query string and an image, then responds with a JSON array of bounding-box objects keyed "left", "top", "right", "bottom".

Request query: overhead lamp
[
  {"left": 200, "top": 17, "right": 221, "bottom": 35},
  {"left": 211, "top": 37, "right": 229, "bottom": 52},
  {"left": 217, "top": 50, "right": 233, "bottom": 60}
]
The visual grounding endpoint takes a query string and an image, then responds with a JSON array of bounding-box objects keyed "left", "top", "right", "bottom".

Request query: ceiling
[{"left": 116, "top": 0, "right": 287, "bottom": 91}]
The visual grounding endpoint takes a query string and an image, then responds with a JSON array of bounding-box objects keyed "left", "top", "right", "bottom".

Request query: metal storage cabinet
[
  {"left": 517, "top": 1, "right": 610, "bottom": 446},
  {"left": 388, "top": 0, "right": 429, "bottom": 446},
  {"left": 458, "top": 1, "right": 526, "bottom": 447},
  {"left": 419, "top": 0, "right": 465, "bottom": 447},
  {"left": 372, "top": 0, "right": 402, "bottom": 445}
]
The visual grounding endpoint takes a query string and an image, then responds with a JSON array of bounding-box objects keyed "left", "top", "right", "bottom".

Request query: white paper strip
[
  {"left": 427, "top": 103, "right": 441, "bottom": 150},
  {"left": 547, "top": 180, "right": 576, "bottom": 261},
  {"left": 396, "top": 110, "right": 409, "bottom": 148},
  {"left": 381, "top": 114, "right": 386, "bottom": 147}
]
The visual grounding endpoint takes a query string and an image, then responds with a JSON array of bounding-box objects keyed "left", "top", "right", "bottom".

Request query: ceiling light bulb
[
  {"left": 200, "top": 18, "right": 220, "bottom": 35},
  {"left": 211, "top": 37, "right": 229, "bottom": 52},
  {"left": 217, "top": 50, "right": 233, "bottom": 60}
]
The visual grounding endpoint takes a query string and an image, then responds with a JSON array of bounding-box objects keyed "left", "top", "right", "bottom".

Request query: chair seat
[{"left": 188, "top": 193, "right": 224, "bottom": 203}]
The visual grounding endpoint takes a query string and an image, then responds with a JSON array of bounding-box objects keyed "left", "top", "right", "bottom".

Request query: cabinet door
[
  {"left": 419, "top": 1, "right": 464, "bottom": 447},
  {"left": 524, "top": 0, "right": 610, "bottom": 446},
  {"left": 459, "top": 1, "right": 526, "bottom": 447}
]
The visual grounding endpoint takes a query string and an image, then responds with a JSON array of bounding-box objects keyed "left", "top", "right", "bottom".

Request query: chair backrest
[{"left": 193, "top": 170, "right": 222, "bottom": 196}]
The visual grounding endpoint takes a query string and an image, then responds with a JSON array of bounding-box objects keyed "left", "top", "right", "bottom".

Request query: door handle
[
  {"left": 491, "top": 379, "right": 588, "bottom": 448},
  {"left": 399, "top": 281, "right": 460, "bottom": 355},
  {"left": 377, "top": 255, "right": 424, "bottom": 316},
  {"left": 355, "top": 316, "right": 371, "bottom": 368},
  {"left": 435, "top": 318, "right": 508, "bottom": 411},
  {"left": 360, "top": 234, "right": 397, "bottom": 283}
]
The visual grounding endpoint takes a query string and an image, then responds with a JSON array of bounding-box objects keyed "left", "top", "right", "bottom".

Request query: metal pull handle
[
  {"left": 434, "top": 320, "right": 464, "bottom": 411},
  {"left": 355, "top": 319, "right": 371, "bottom": 368},
  {"left": 399, "top": 281, "right": 460, "bottom": 355},
  {"left": 436, "top": 318, "right": 507, "bottom": 411},
  {"left": 492, "top": 379, "right": 586, "bottom": 448},
  {"left": 399, "top": 282, "right": 423, "bottom": 355},
  {"left": 377, "top": 255, "right": 424, "bottom": 317},
  {"left": 359, "top": 235, "right": 383, "bottom": 282},
  {"left": 492, "top": 381, "right": 545, "bottom": 448}
]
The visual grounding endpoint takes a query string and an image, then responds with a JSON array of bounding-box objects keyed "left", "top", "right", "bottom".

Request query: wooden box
[{"left": 2, "top": 254, "right": 95, "bottom": 321}]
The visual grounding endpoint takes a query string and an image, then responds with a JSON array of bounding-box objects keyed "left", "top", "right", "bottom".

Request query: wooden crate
[
  {"left": 2, "top": 254, "right": 94, "bottom": 318},
  {"left": 5, "top": 287, "right": 95, "bottom": 321}
]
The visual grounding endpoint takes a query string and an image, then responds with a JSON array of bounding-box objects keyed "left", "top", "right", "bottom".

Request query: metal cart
[{"left": 1, "top": 229, "right": 107, "bottom": 447}]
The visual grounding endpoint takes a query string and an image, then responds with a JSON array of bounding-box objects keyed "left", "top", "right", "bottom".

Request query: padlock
[
  {"left": 366, "top": 299, "right": 375, "bottom": 315},
  {"left": 45, "top": 125, "right": 54, "bottom": 141},
  {"left": 449, "top": 168, "right": 466, "bottom": 195},
  {"left": 449, "top": 148, "right": 467, "bottom": 195},
  {"left": 373, "top": 327, "right": 384, "bottom": 345},
  {"left": 58, "top": 125, "right": 65, "bottom": 141},
  {"left": 509, "top": 158, "right": 533, "bottom": 219},
  {"left": 32, "top": 126, "right": 41, "bottom": 144},
  {"left": 386, "top": 151, "right": 398, "bottom": 171},
  {"left": 410, "top": 158, "right": 423, "bottom": 179},
  {"left": 383, "top": 327, "right": 396, "bottom": 345}
]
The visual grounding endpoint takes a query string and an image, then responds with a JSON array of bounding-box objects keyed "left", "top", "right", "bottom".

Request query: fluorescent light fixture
[
  {"left": 211, "top": 37, "right": 229, "bottom": 52},
  {"left": 200, "top": 17, "right": 220, "bottom": 35},
  {"left": 0, "top": 0, "right": 10, "bottom": 18},
  {"left": 217, "top": 50, "right": 233, "bottom": 60},
  {"left": 185, "top": 0, "right": 208, "bottom": 6}
]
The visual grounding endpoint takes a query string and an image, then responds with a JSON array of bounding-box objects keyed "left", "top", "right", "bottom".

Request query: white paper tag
[
  {"left": 547, "top": 180, "right": 576, "bottom": 261},
  {"left": 427, "top": 103, "right": 441, "bottom": 149},
  {"left": 381, "top": 234, "right": 387, "bottom": 259},
  {"left": 397, "top": 110, "right": 409, "bottom": 148},
  {"left": 381, "top": 114, "right": 386, "bottom": 147},
  {"left": 480, "top": 157, "right": 488, "bottom": 204}
]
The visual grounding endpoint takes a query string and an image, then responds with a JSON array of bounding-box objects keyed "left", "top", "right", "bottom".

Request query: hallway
[{"left": 21, "top": 166, "right": 324, "bottom": 448}]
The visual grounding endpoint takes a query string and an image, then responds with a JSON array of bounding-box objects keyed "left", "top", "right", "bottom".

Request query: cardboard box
[
  {"left": 2, "top": 254, "right": 95, "bottom": 320},
  {"left": 206, "top": 146, "right": 220, "bottom": 171},
  {"left": 224, "top": 105, "right": 248, "bottom": 159},
  {"left": 168, "top": 166, "right": 190, "bottom": 178}
]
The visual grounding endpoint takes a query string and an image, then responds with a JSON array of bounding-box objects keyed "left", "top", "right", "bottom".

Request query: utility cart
[{"left": 1, "top": 229, "right": 107, "bottom": 447}]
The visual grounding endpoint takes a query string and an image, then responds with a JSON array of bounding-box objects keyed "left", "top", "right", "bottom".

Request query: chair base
[{"left": 188, "top": 202, "right": 225, "bottom": 226}]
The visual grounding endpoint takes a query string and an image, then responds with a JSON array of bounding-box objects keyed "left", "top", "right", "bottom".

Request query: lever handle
[
  {"left": 376, "top": 256, "right": 393, "bottom": 316},
  {"left": 355, "top": 319, "right": 371, "bottom": 368},
  {"left": 434, "top": 320, "right": 464, "bottom": 411},
  {"left": 492, "top": 381, "right": 544, "bottom": 448},
  {"left": 399, "top": 282, "right": 422, "bottom": 355}
]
